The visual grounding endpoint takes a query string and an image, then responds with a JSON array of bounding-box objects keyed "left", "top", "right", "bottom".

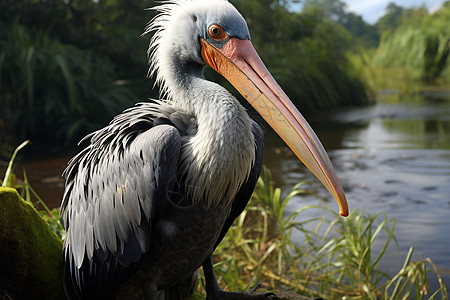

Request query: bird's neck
[
  {"left": 162, "top": 61, "right": 256, "bottom": 208},
  {"left": 161, "top": 58, "right": 245, "bottom": 125}
]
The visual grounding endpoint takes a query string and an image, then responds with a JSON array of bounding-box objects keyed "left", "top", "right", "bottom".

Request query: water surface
[
  {"left": 263, "top": 93, "right": 450, "bottom": 288},
  {"left": 2, "top": 92, "right": 449, "bottom": 289}
]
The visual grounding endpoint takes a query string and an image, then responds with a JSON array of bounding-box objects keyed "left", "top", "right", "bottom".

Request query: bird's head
[
  {"left": 146, "top": 0, "right": 249, "bottom": 95},
  {"left": 146, "top": 0, "right": 349, "bottom": 217}
]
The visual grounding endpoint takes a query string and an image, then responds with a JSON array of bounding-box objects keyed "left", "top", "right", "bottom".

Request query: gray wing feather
[{"left": 62, "top": 123, "right": 181, "bottom": 298}]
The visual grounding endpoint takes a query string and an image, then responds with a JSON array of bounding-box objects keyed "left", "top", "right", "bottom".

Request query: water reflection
[
  {"left": 0, "top": 154, "right": 69, "bottom": 209},
  {"left": 2, "top": 93, "right": 449, "bottom": 289},
  {"left": 263, "top": 94, "right": 450, "bottom": 288}
]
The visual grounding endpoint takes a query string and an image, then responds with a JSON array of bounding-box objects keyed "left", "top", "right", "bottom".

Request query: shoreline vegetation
[
  {"left": 1, "top": 1, "right": 450, "bottom": 156},
  {"left": 1, "top": 0, "right": 449, "bottom": 298},
  {"left": 1, "top": 1, "right": 449, "bottom": 157},
  {"left": 1, "top": 143, "right": 448, "bottom": 299}
]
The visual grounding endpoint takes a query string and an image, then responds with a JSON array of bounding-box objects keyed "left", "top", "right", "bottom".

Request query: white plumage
[{"left": 61, "top": 0, "right": 347, "bottom": 299}]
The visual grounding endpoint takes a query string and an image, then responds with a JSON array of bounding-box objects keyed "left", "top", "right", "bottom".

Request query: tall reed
[
  {"left": 0, "top": 23, "right": 137, "bottom": 148},
  {"left": 2, "top": 143, "right": 446, "bottom": 299},
  {"left": 196, "top": 166, "right": 448, "bottom": 299},
  {"left": 373, "top": 27, "right": 450, "bottom": 82}
]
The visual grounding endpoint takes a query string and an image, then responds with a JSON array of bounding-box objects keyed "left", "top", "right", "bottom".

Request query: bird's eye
[{"left": 208, "top": 24, "right": 227, "bottom": 41}]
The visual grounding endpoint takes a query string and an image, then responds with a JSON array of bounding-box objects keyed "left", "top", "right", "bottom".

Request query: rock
[
  {"left": 0, "top": 187, "right": 64, "bottom": 300},
  {"left": 0, "top": 187, "right": 320, "bottom": 300}
]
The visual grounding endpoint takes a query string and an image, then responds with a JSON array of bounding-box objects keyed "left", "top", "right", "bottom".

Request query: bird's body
[
  {"left": 62, "top": 98, "right": 263, "bottom": 298},
  {"left": 61, "top": 0, "right": 348, "bottom": 299}
]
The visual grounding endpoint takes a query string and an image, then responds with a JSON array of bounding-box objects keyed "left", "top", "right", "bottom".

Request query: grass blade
[{"left": 2, "top": 140, "right": 30, "bottom": 187}]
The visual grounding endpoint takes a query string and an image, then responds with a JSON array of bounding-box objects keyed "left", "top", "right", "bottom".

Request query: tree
[
  {"left": 400, "top": 5, "right": 428, "bottom": 27},
  {"left": 302, "top": 0, "right": 347, "bottom": 22},
  {"left": 0, "top": 0, "right": 156, "bottom": 149},
  {"left": 376, "top": 2, "right": 404, "bottom": 33},
  {"left": 302, "top": 0, "right": 379, "bottom": 48},
  {"left": 373, "top": 0, "right": 450, "bottom": 82},
  {"left": 0, "top": 0, "right": 372, "bottom": 152}
]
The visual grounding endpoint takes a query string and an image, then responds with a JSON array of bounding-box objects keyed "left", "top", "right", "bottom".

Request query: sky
[{"left": 344, "top": 0, "right": 446, "bottom": 24}]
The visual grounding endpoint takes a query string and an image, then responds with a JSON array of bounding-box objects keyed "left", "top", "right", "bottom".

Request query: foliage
[
  {"left": 0, "top": 0, "right": 154, "bottom": 151},
  {"left": 230, "top": 0, "right": 373, "bottom": 111},
  {"left": 302, "top": 0, "right": 380, "bottom": 48},
  {"left": 1, "top": 142, "right": 448, "bottom": 298},
  {"left": 363, "top": 1, "right": 450, "bottom": 90},
  {"left": 199, "top": 166, "right": 448, "bottom": 299},
  {"left": 0, "top": 0, "right": 373, "bottom": 153},
  {"left": 376, "top": 2, "right": 429, "bottom": 34},
  {"left": 1, "top": 140, "right": 29, "bottom": 188},
  {"left": 376, "top": 2, "right": 404, "bottom": 33},
  {"left": 0, "top": 141, "right": 65, "bottom": 240},
  {"left": 0, "top": 22, "right": 139, "bottom": 147},
  {"left": 423, "top": 1, "right": 450, "bottom": 33},
  {"left": 373, "top": 26, "right": 450, "bottom": 81},
  {"left": 0, "top": 0, "right": 153, "bottom": 82}
]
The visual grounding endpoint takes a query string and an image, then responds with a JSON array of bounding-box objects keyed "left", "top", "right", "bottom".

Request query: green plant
[
  {"left": 0, "top": 22, "right": 137, "bottom": 147},
  {"left": 1, "top": 141, "right": 65, "bottom": 240},
  {"left": 201, "top": 166, "right": 448, "bottom": 299},
  {"left": 372, "top": 26, "right": 450, "bottom": 83},
  {"left": 205, "top": 1, "right": 373, "bottom": 113}
]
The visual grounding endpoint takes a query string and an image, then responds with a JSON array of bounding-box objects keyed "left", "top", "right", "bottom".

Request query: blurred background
[{"left": 1, "top": 0, "right": 449, "bottom": 292}]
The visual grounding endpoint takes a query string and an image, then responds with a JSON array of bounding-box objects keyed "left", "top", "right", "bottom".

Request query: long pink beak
[{"left": 200, "top": 38, "right": 348, "bottom": 217}]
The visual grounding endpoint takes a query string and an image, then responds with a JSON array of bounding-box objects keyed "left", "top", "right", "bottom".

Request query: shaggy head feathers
[{"left": 143, "top": 0, "right": 248, "bottom": 100}]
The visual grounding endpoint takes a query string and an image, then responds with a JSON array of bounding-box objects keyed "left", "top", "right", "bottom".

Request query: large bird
[{"left": 60, "top": 0, "right": 349, "bottom": 299}]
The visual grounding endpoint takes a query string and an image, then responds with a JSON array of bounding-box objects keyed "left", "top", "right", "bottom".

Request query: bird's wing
[
  {"left": 214, "top": 121, "right": 264, "bottom": 249},
  {"left": 61, "top": 123, "right": 181, "bottom": 299}
]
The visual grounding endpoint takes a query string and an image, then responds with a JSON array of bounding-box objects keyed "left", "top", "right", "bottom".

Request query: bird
[{"left": 60, "top": 0, "right": 349, "bottom": 299}]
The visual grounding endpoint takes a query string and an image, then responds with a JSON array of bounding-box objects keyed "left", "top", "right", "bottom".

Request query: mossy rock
[
  {"left": 0, "top": 187, "right": 64, "bottom": 299},
  {"left": 0, "top": 187, "right": 317, "bottom": 300}
]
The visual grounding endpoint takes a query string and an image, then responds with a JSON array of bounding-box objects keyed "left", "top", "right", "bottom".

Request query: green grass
[
  {"left": 1, "top": 141, "right": 65, "bottom": 240},
  {"left": 198, "top": 166, "right": 448, "bottom": 299},
  {"left": 2, "top": 144, "right": 447, "bottom": 299},
  {"left": 352, "top": 24, "right": 450, "bottom": 95},
  {"left": 373, "top": 27, "right": 450, "bottom": 82},
  {"left": 0, "top": 22, "right": 138, "bottom": 148}
]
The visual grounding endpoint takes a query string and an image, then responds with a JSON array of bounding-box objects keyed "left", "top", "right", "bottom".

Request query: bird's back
[
  {"left": 61, "top": 101, "right": 263, "bottom": 299},
  {"left": 61, "top": 102, "right": 189, "bottom": 298}
]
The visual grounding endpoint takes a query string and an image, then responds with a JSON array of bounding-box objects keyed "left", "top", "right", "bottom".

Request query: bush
[
  {"left": 202, "top": 167, "right": 448, "bottom": 299},
  {"left": 0, "top": 23, "right": 137, "bottom": 147}
]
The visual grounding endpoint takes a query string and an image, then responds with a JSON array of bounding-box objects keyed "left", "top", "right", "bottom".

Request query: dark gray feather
[{"left": 61, "top": 102, "right": 190, "bottom": 298}]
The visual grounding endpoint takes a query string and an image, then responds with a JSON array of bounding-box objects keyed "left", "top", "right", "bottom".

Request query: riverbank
[{"left": 1, "top": 142, "right": 448, "bottom": 299}]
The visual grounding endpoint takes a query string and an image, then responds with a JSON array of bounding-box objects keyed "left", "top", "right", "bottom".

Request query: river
[
  {"left": 263, "top": 91, "right": 450, "bottom": 290},
  {"left": 2, "top": 91, "right": 449, "bottom": 290}
]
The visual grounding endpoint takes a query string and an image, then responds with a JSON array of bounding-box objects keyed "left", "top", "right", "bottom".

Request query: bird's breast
[
  {"left": 145, "top": 200, "right": 232, "bottom": 289},
  {"left": 178, "top": 112, "right": 256, "bottom": 208}
]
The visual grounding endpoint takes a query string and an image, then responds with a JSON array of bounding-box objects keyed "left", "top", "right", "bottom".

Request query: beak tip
[
  {"left": 332, "top": 187, "right": 349, "bottom": 217},
  {"left": 203, "top": 37, "right": 351, "bottom": 218},
  {"left": 340, "top": 210, "right": 349, "bottom": 217},
  {"left": 338, "top": 200, "right": 349, "bottom": 217}
]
